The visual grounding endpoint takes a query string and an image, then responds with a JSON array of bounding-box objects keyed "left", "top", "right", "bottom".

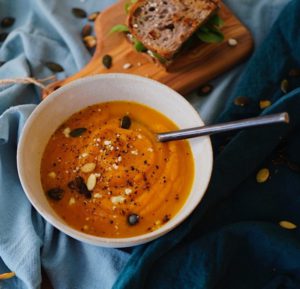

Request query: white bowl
[{"left": 17, "top": 73, "right": 213, "bottom": 248}]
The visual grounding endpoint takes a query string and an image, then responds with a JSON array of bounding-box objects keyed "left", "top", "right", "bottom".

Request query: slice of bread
[{"left": 127, "top": 0, "right": 221, "bottom": 60}]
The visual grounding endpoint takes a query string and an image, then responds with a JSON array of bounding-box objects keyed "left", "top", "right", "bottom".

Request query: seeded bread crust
[{"left": 127, "top": 0, "right": 221, "bottom": 60}]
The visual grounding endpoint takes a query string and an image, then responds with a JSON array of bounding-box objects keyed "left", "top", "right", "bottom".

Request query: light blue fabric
[{"left": 0, "top": 0, "right": 291, "bottom": 289}]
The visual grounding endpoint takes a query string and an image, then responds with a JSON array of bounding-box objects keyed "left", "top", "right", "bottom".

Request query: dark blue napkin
[{"left": 112, "top": 0, "right": 300, "bottom": 288}]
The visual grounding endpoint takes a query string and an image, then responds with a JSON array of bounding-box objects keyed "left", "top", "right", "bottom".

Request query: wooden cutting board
[{"left": 42, "top": 0, "right": 253, "bottom": 98}]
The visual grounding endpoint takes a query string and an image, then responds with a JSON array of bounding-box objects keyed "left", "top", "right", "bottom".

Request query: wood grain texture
[{"left": 42, "top": 0, "right": 253, "bottom": 99}]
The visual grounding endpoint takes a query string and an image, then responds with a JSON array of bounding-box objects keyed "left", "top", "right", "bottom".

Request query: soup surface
[{"left": 41, "top": 101, "right": 194, "bottom": 238}]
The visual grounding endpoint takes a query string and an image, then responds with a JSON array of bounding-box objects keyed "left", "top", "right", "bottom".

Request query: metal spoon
[{"left": 157, "top": 112, "right": 289, "bottom": 142}]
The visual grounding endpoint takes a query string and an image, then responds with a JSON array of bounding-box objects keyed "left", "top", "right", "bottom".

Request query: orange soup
[{"left": 40, "top": 101, "right": 194, "bottom": 238}]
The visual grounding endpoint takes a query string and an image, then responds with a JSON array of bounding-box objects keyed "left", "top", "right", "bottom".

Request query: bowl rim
[{"left": 17, "top": 73, "right": 213, "bottom": 247}]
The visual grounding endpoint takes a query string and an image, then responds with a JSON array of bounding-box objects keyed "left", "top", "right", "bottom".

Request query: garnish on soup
[{"left": 40, "top": 101, "right": 194, "bottom": 238}]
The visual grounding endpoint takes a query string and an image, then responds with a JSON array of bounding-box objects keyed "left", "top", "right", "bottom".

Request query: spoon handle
[{"left": 157, "top": 112, "right": 289, "bottom": 142}]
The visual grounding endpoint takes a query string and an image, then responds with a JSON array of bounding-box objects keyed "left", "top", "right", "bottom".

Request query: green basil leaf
[
  {"left": 125, "top": 0, "right": 137, "bottom": 13},
  {"left": 196, "top": 28, "right": 224, "bottom": 43},
  {"left": 124, "top": 3, "right": 131, "bottom": 13},
  {"left": 110, "top": 24, "right": 129, "bottom": 34},
  {"left": 133, "top": 38, "right": 147, "bottom": 52},
  {"left": 150, "top": 51, "right": 167, "bottom": 63},
  {"left": 208, "top": 14, "right": 224, "bottom": 27}
]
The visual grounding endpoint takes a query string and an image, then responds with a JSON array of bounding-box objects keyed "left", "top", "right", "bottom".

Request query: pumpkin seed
[
  {"left": 0, "top": 32, "right": 8, "bottom": 42},
  {"left": 72, "top": 7, "right": 87, "bottom": 18},
  {"left": 259, "top": 100, "right": 271, "bottom": 109},
  {"left": 68, "top": 176, "right": 91, "bottom": 198},
  {"left": 88, "top": 11, "right": 100, "bottom": 22},
  {"left": 280, "top": 79, "right": 289, "bottom": 94},
  {"left": 120, "top": 115, "right": 131, "bottom": 129},
  {"left": 228, "top": 38, "right": 238, "bottom": 47},
  {"left": 256, "top": 168, "right": 270, "bottom": 183},
  {"left": 86, "top": 173, "right": 97, "bottom": 191},
  {"left": 198, "top": 83, "right": 213, "bottom": 96},
  {"left": 127, "top": 213, "right": 140, "bottom": 225},
  {"left": 69, "top": 127, "right": 87, "bottom": 137},
  {"left": 289, "top": 68, "right": 300, "bottom": 77},
  {"left": 83, "top": 35, "right": 96, "bottom": 49},
  {"left": 81, "top": 162, "right": 96, "bottom": 173},
  {"left": 68, "top": 197, "right": 76, "bottom": 206},
  {"left": 234, "top": 96, "right": 250, "bottom": 107},
  {"left": 279, "top": 220, "right": 297, "bottom": 230},
  {"left": 102, "top": 54, "right": 112, "bottom": 69},
  {"left": 47, "top": 188, "right": 64, "bottom": 201},
  {"left": 45, "top": 62, "right": 64, "bottom": 72},
  {"left": 111, "top": 195, "right": 126, "bottom": 204},
  {"left": 1, "top": 17, "right": 15, "bottom": 28},
  {"left": 48, "top": 171, "right": 56, "bottom": 179},
  {"left": 81, "top": 23, "right": 92, "bottom": 37},
  {"left": 0, "top": 272, "right": 15, "bottom": 280}
]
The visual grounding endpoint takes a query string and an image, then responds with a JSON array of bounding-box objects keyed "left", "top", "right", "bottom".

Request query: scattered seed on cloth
[
  {"left": 45, "top": 62, "right": 64, "bottom": 72},
  {"left": 234, "top": 96, "right": 250, "bottom": 107},
  {"left": 72, "top": 7, "right": 87, "bottom": 18},
  {"left": 256, "top": 168, "right": 270, "bottom": 183},
  {"left": 1, "top": 17, "right": 15, "bottom": 28},
  {"left": 279, "top": 220, "right": 297, "bottom": 230}
]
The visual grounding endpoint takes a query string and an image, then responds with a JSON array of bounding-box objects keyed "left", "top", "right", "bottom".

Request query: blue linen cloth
[{"left": 0, "top": 0, "right": 293, "bottom": 289}]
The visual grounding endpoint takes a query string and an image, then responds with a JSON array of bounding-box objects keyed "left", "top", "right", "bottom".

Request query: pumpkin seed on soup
[
  {"left": 102, "top": 54, "right": 112, "bottom": 69},
  {"left": 256, "top": 168, "right": 270, "bottom": 183},
  {"left": 127, "top": 214, "right": 140, "bottom": 225},
  {"left": 69, "top": 127, "right": 87, "bottom": 137},
  {"left": 280, "top": 79, "right": 289, "bottom": 94},
  {"left": 234, "top": 96, "right": 250, "bottom": 107},
  {"left": 45, "top": 62, "right": 64, "bottom": 72},
  {"left": 68, "top": 176, "right": 91, "bottom": 198},
  {"left": 1, "top": 17, "right": 15, "bottom": 28},
  {"left": 72, "top": 7, "right": 87, "bottom": 18},
  {"left": 120, "top": 115, "right": 131, "bottom": 129},
  {"left": 47, "top": 188, "right": 64, "bottom": 201}
]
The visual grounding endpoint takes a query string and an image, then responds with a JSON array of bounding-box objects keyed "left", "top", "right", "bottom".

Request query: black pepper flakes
[{"left": 162, "top": 214, "right": 170, "bottom": 223}]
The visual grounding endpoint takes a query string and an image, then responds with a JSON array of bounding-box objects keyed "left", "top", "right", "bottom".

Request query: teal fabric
[
  {"left": 112, "top": 0, "right": 300, "bottom": 288},
  {"left": 0, "top": 0, "right": 296, "bottom": 289}
]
